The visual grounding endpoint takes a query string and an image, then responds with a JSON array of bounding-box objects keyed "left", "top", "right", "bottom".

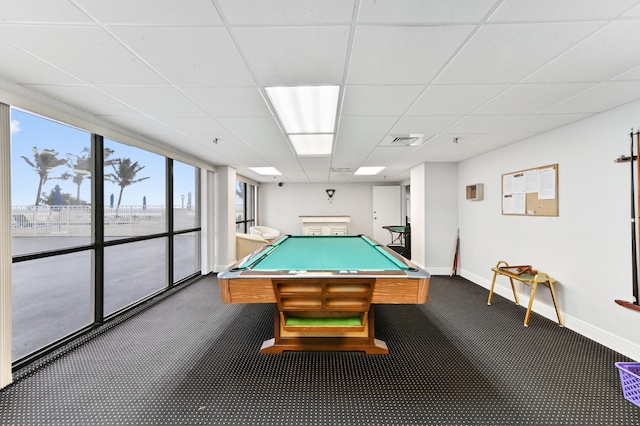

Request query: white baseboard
[
  {"left": 423, "top": 266, "right": 452, "bottom": 276},
  {"left": 459, "top": 268, "right": 640, "bottom": 361}
]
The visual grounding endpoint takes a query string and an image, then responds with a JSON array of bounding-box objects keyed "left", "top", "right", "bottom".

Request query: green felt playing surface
[
  {"left": 285, "top": 315, "right": 362, "bottom": 326},
  {"left": 239, "top": 235, "right": 408, "bottom": 271}
]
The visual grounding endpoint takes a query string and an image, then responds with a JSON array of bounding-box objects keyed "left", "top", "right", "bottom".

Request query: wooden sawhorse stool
[{"left": 488, "top": 260, "right": 563, "bottom": 327}]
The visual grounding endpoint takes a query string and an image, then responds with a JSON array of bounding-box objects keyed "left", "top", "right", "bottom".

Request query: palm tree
[
  {"left": 21, "top": 147, "right": 68, "bottom": 206},
  {"left": 67, "top": 147, "right": 92, "bottom": 205},
  {"left": 105, "top": 158, "right": 150, "bottom": 212},
  {"left": 67, "top": 147, "right": 116, "bottom": 205}
]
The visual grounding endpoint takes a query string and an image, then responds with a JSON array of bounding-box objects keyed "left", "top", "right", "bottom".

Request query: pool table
[{"left": 218, "top": 234, "right": 430, "bottom": 354}]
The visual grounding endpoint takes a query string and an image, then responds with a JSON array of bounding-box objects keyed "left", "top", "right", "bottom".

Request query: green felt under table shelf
[{"left": 285, "top": 316, "right": 362, "bottom": 327}]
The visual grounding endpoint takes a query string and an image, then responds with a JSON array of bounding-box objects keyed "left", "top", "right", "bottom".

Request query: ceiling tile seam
[
  {"left": 330, "top": 0, "right": 361, "bottom": 174},
  {"left": 209, "top": 0, "right": 306, "bottom": 176},
  {"left": 0, "top": 34, "right": 216, "bottom": 162},
  {"left": 62, "top": 3, "right": 177, "bottom": 91},
  {"left": 0, "top": 36, "right": 84, "bottom": 86},
  {"left": 372, "top": 6, "right": 508, "bottom": 153},
  {"left": 337, "top": 1, "right": 501, "bottom": 174},
  {"left": 516, "top": 20, "right": 612, "bottom": 85},
  {"left": 68, "top": 0, "right": 282, "bottom": 171}
]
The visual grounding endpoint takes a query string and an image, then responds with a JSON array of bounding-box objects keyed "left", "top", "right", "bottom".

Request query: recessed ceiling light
[
  {"left": 354, "top": 166, "right": 385, "bottom": 175},
  {"left": 289, "top": 134, "right": 333, "bottom": 156},
  {"left": 265, "top": 86, "right": 339, "bottom": 134},
  {"left": 249, "top": 167, "right": 282, "bottom": 176}
]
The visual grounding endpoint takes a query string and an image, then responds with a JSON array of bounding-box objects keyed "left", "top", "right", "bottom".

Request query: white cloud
[{"left": 10, "top": 118, "right": 21, "bottom": 135}]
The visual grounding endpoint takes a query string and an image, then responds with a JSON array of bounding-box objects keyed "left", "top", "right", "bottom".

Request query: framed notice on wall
[{"left": 502, "top": 164, "right": 558, "bottom": 216}]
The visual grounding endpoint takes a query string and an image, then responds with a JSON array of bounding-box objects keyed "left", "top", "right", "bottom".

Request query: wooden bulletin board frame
[{"left": 502, "top": 163, "right": 558, "bottom": 216}]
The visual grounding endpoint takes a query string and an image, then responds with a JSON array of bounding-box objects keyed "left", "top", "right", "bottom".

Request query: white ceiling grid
[{"left": 0, "top": 0, "right": 639, "bottom": 183}]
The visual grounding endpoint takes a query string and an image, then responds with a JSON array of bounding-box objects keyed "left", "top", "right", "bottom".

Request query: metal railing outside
[{"left": 11, "top": 205, "right": 197, "bottom": 238}]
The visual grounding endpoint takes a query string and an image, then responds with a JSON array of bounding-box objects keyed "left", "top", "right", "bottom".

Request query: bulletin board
[{"left": 502, "top": 164, "right": 558, "bottom": 216}]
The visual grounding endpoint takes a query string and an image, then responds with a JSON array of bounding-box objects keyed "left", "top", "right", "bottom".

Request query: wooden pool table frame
[{"left": 218, "top": 239, "right": 429, "bottom": 354}]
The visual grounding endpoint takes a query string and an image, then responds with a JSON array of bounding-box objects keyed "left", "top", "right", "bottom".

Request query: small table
[
  {"left": 488, "top": 260, "right": 563, "bottom": 327},
  {"left": 218, "top": 235, "right": 430, "bottom": 354},
  {"left": 382, "top": 225, "right": 411, "bottom": 258}
]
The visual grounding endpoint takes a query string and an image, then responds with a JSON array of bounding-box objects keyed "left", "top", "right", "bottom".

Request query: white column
[
  {"left": 410, "top": 164, "right": 427, "bottom": 269},
  {"left": 199, "top": 169, "right": 214, "bottom": 274},
  {"left": 0, "top": 102, "right": 12, "bottom": 388},
  {"left": 212, "top": 166, "right": 236, "bottom": 271}
]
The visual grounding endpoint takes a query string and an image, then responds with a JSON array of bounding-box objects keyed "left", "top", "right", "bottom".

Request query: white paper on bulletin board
[{"left": 501, "top": 164, "right": 558, "bottom": 216}]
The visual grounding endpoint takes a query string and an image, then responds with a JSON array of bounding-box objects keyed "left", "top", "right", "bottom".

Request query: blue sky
[{"left": 11, "top": 108, "right": 197, "bottom": 207}]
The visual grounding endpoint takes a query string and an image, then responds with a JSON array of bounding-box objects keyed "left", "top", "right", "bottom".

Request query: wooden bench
[{"left": 488, "top": 260, "right": 563, "bottom": 327}]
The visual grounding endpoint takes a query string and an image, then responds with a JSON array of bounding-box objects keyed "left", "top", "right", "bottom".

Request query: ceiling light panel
[
  {"left": 266, "top": 86, "right": 339, "bottom": 133},
  {"left": 249, "top": 167, "right": 282, "bottom": 176},
  {"left": 355, "top": 166, "right": 385, "bottom": 175},
  {"left": 290, "top": 134, "right": 334, "bottom": 156}
]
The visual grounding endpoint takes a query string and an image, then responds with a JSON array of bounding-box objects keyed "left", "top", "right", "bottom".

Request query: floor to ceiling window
[
  {"left": 235, "top": 179, "right": 256, "bottom": 233},
  {"left": 173, "top": 160, "right": 201, "bottom": 282},
  {"left": 9, "top": 107, "right": 202, "bottom": 366},
  {"left": 10, "top": 109, "right": 94, "bottom": 360},
  {"left": 103, "top": 139, "right": 168, "bottom": 316}
]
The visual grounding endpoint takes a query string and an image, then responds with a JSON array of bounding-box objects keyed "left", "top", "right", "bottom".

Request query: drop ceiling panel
[
  {"left": 475, "top": 83, "right": 596, "bottom": 114},
  {"left": 411, "top": 134, "right": 483, "bottom": 161},
  {"left": 233, "top": 26, "right": 350, "bottom": 86},
  {"left": 615, "top": 65, "right": 640, "bottom": 81},
  {"left": 1, "top": 0, "right": 92, "bottom": 24},
  {"left": 358, "top": 0, "right": 499, "bottom": 23},
  {"left": 0, "top": 25, "right": 168, "bottom": 86},
  {"left": 304, "top": 170, "right": 331, "bottom": 182},
  {"left": 98, "top": 115, "right": 174, "bottom": 137},
  {"left": 434, "top": 22, "right": 604, "bottom": 84},
  {"left": 471, "top": 133, "right": 535, "bottom": 148},
  {"left": 156, "top": 116, "right": 228, "bottom": 135},
  {"left": 298, "top": 157, "right": 333, "bottom": 170},
  {"left": 75, "top": 0, "right": 223, "bottom": 25},
  {"left": 362, "top": 147, "right": 413, "bottom": 165},
  {"left": 332, "top": 144, "right": 372, "bottom": 165},
  {"left": 98, "top": 87, "right": 206, "bottom": 117},
  {"left": 342, "top": 85, "right": 424, "bottom": 116},
  {"left": 390, "top": 116, "right": 462, "bottom": 137},
  {"left": 408, "top": 85, "right": 509, "bottom": 115},
  {"left": 22, "top": 84, "right": 139, "bottom": 116},
  {"left": 219, "top": 0, "right": 354, "bottom": 25},
  {"left": 499, "top": 113, "right": 593, "bottom": 134},
  {"left": 217, "top": 117, "right": 282, "bottom": 135},
  {"left": 196, "top": 138, "right": 265, "bottom": 164},
  {"left": 524, "top": 21, "right": 640, "bottom": 83},
  {"left": 625, "top": 4, "right": 640, "bottom": 16},
  {"left": 1, "top": 2, "right": 640, "bottom": 183},
  {"left": 238, "top": 134, "right": 292, "bottom": 152},
  {"left": 335, "top": 134, "right": 383, "bottom": 148},
  {"left": 182, "top": 87, "right": 272, "bottom": 117},
  {"left": 542, "top": 82, "right": 640, "bottom": 114},
  {"left": 489, "top": 0, "right": 640, "bottom": 22},
  {"left": 110, "top": 27, "right": 255, "bottom": 87},
  {"left": 347, "top": 25, "right": 475, "bottom": 84},
  {"left": 0, "top": 40, "right": 82, "bottom": 85},
  {"left": 443, "top": 114, "right": 526, "bottom": 134},
  {"left": 337, "top": 116, "right": 399, "bottom": 134}
]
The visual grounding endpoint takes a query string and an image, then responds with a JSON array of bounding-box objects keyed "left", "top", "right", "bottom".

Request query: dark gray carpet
[{"left": 1, "top": 274, "right": 638, "bottom": 425}]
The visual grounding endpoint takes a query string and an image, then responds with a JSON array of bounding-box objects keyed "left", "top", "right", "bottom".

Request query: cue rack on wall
[{"left": 501, "top": 164, "right": 559, "bottom": 216}]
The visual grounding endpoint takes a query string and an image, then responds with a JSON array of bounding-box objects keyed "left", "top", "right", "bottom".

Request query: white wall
[
  {"left": 458, "top": 99, "right": 640, "bottom": 360},
  {"left": 258, "top": 182, "right": 386, "bottom": 237},
  {"left": 410, "top": 163, "right": 459, "bottom": 273},
  {"left": 425, "top": 163, "right": 459, "bottom": 274},
  {"left": 213, "top": 166, "right": 236, "bottom": 271}
]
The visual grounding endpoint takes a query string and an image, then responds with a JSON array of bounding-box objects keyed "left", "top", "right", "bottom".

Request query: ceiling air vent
[
  {"left": 391, "top": 136, "right": 420, "bottom": 146},
  {"left": 381, "top": 134, "right": 425, "bottom": 147}
]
